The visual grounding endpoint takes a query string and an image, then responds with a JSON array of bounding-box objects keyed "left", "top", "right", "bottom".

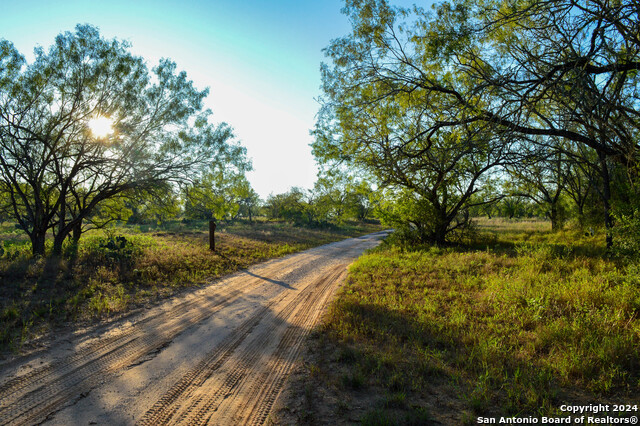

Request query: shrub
[{"left": 612, "top": 209, "right": 640, "bottom": 258}]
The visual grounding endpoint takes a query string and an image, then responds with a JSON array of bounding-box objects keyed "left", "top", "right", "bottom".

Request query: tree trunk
[
  {"left": 432, "top": 210, "right": 448, "bottom": 245},
  {"left": 433, "top": 224, "right": 447, "bottom": 246},
  {"left": 209, "top": 220, "right": 216, "bottom": 251},
  {"left": 52, "top": 234, "right": 65, "bottom": 256},
  {"left": 54, "top": 193, "right": 66, "bottom": 256},
  {"left": 576, "top": 201, "right": 586, "bottom": 228},
  {"left": 72, "top": 220, "right": 83, "bottom": 243},
  {"left": 550, "top": 203, "right": 559, "bottom": 231},
  {"left": 52, "top": 216, "right": 84, "bottom": 256},
  {"left": 599, "top": 151, "right": 613, "bottom": 248},
  {"left": 30, "top": 231, "right": 47, "bottom": 256}
]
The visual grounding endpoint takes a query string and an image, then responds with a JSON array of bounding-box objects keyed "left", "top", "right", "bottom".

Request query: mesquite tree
[
  {"left": 314, "top": 0, "right": 640, "bottom": 246},
  {"left": 0, "top": 25, "right": 240, "bottom": 255}
]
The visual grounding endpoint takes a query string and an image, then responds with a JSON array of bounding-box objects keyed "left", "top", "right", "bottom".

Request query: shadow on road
[{"left": 242, "top": 270, "right": 296, "bottom": 290}]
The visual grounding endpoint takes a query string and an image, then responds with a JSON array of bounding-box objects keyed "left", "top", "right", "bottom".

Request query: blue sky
[{"left": 1, "top": 0, "right": 422, "bottom": 199}]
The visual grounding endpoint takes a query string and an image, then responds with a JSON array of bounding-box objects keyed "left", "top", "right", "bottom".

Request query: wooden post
[{"left": 209, "top": 220, "right": 216, "bottom": 251}]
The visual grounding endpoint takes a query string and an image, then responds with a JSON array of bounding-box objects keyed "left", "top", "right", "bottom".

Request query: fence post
[{"left": 209, "top": 220, "right": 216, "bottom": 251}]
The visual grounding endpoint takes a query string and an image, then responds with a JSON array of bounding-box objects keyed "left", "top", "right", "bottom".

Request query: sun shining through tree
[
  {"left": 0, "top": 24, "right": 245, "bottom": 256},
  {"left": 88, "top": 116, "right": 113, "bottom": 139}
]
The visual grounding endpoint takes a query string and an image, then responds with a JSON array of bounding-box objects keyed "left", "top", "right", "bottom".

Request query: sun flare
[{"left": 88, "top": 116, "right": 113, "bottom": 138}]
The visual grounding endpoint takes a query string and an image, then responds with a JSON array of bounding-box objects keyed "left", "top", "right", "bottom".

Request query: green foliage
[
  {"left": 311, "top": 170, "right": 376, "bottom": 224},
  {"left": 80, "top": 231, "right": 152, "bottom": 266},
  {"left": 309, "top": 219, "right": 638, "bottom": 419},
  {"left": 234, "top": 179, "right": 261, "bottom": 221},
  {"left": 610, "top": 168, "right": 640, "bottom": 257},
  {"left": 0, "top": 25, "right": 243, "bottom": 255},
  {"left": 185, "top": 172, "right": 235, "bottom": 221},
  {"left": 0, "top": 241, "right": 32, "bottom": 261},
  {"left": 612, "top": 209, "right": 640, "bottom": 258},
  {"left": 504, "top": 148, "right": 570, "bottom": 230},
  {"left": 124, "top": 187, "right": 180, "bottom": 226},
  {"left": 182, "top": 133, "right": 254, "bottom": 223},
  {"left": 314, "top": 2, "right": 516, "bottom": 244},
  {"left": 313, "top": 0, "right": 640, "bottom": 247},
  {"left": 263, "top": 180, "right": 377, "bottom": 227},
  {"left": 264, "top": 188, "right": 310, "bottom": 224}
]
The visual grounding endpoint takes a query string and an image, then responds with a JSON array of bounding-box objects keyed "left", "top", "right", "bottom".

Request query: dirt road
[{"left": 0, "top": 231, "right": 387, "bottom": 425}]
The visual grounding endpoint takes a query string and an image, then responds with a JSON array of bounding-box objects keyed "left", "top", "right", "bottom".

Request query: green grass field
[
  {"left": 0, "top": 219, "right": 381, "bottom": 352},
  {"left": 287, "top": 218, "right": 639, "bottom": 424}
]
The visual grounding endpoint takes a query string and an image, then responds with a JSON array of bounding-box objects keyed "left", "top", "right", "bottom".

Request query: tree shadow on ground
[{"left": 288, "top": 300, "right": 637, "bottom": 425}]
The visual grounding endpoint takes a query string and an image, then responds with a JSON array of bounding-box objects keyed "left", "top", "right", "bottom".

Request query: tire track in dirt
[
  {"left": 0, "top": 231, "right": 387, "bottom": 426},
  {"left": 228, "top": 266, "right": 348, "bottom": 426},
  {"left": 0, "top": 249, "right": 322, "bottom": 425},
  {"left": 136, "top": 301, "right": 276, "bottom": 426},
  {"left": 138, "top": 264, "right": 347, "bottom": 426},
  {"left": 0, "top": 287, "right": 239, "bottom": 405},
  {"left": 0, "top": 287, "right": 247, "bottom": 426}
]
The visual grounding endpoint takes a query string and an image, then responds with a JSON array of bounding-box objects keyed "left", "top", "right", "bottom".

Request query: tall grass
[{"left": 309, "top": 219, "right": 639, "bottom": 422}]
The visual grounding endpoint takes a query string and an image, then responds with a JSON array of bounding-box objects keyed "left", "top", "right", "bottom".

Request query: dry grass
[
  {"left": 473, "top": 217, "right": 551, "bottom": 233},
  {"left": 0, "top": 220, "right": 382, "bottom": 352}
]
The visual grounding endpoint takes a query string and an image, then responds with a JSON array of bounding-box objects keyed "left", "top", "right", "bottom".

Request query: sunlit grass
[
  {"left": 0, "top": 220, "right": 382, "bottom": 351},
  {"left": 474, "top": 216, "right": 551, "bottom": 233},
  {"left": 305, "top": 218, "right": 639, "bottom": 421}
]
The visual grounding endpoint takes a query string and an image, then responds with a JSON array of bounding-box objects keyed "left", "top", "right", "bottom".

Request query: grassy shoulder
[
  {"left": 274, "top": 219, "right": 639, "bottom": 425},
  {"left": 0, "top": 219, "right": 382, "bottom": 353}
]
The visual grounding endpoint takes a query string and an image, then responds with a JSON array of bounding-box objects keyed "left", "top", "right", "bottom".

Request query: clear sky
[{"left": 0, "top": 0, "right": 421, "bottom": 199}]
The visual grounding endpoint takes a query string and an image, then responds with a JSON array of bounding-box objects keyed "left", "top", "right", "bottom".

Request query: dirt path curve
[{"left": 0, "top": 231, "right": 387, "bottom": 425}]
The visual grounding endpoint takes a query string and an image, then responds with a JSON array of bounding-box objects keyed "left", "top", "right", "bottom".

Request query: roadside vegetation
[
  {"left": 275, "top": 2, "right": 640, "bottom": 419},
  {"left": 0, "top": 24, "right": 382, "bottom": 354},
  {"left": 277, "top": 218, "right": 639, "bottom": 424},
  {"left": 2, "top": 1, "right": 640, "bottom": 422},
  {"left": 0, "top": 219, "right": 381, "bottom": 352}
]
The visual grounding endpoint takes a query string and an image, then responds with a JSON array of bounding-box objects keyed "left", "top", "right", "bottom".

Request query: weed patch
[{"left": 281, "top": 218, "right": 639, "bottom": 423}]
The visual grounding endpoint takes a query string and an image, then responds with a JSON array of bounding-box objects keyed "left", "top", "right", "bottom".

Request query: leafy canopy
[{"left": 0, "top": 25, "right": 248, "bottom": 254}]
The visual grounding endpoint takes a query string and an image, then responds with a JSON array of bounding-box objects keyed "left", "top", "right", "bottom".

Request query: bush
[
  {"left": 79, "top": 231, "right": 155, "bottom": 267},
  {"left": 612, "top": 209, "right": 640, "bottom": 258},
  {"left": 0, "top": 241, "right": 32, "bottom": 260}
]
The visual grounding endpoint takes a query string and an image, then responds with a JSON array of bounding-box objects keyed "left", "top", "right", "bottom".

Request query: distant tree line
[
  {"left": 121, "top": 173, "right": 376, "bottom": 228},
  {"left": 263, "top": 172, "right": 376, "bottom": 226}
]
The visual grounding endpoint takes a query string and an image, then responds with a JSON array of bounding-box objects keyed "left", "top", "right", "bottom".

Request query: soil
[
  {"left": 0, "top": 231, "right": 388, "bottom": 425},
  {"left": 269, "top": 319, "right": 469, "bottom": 426}
]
